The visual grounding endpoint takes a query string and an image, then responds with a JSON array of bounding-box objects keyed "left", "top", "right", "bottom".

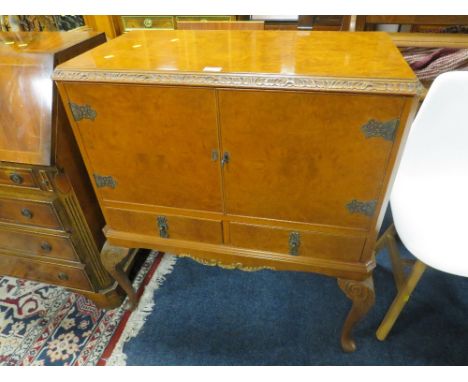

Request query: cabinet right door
[{"left": 218, "top": 89, "right": 406, "bottom": 230}]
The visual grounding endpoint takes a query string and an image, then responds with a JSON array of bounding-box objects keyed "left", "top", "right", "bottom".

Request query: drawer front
[
  {"left": 175, "top": 16, "right": 233, "bottom": 22},
  {"left": 0, "top": 227, "right": 79, "bottom": 262},
  {"left": 106, "top": 207, "right": 223, "bottom": 244},
  {"left": 121, "top": 16, "right": 175, "bottom": 30},
  {"left": 229, "top": 223, "right": 366, "bottom": 262},
  {"left": 0, "top": 197, "right": 63, "bottom": 230},
  {"left": 0, "top": 167, "right": 38, "bottom": 189},
  {"left": 0, "top": 254, "right": 93, "bottom": 291}
]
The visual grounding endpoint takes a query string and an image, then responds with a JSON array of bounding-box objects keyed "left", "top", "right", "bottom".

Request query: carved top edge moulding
[{"left": 52, "top": 70, "right": 422, "bottom": 96}]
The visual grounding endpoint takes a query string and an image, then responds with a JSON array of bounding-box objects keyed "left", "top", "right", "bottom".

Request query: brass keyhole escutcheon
[{"left": 221, "top": 152, "right": 230, "bottom": 167}]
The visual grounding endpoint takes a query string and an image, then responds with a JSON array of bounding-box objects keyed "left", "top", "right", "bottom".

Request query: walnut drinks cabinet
[
  {"left": 0, "top": 31, "right": 133, "bottom": 309},
  {"left": 53, "top": 30, "right": 421, "bottom": 351}
]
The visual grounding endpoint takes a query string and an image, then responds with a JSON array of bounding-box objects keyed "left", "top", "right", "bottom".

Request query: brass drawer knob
[
  {"left": 143, "top": 18, "right": 153, "bottom": 28},
  {"left": 9, "top": 173, "right": 24, "bottom": 185},
  {"left": 21, "top": 208, "right": 33, "bottom": 219},
  {"left": 58, "top": 272, "right": 69, "bottom": 281},
  {"left": 40, "top": 242, "right": 52, "bottom": 252}
]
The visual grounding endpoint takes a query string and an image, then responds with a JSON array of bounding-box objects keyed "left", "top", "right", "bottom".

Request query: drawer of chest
[
  {"left": 0, "top": 226, "right": 79, "bottom": 262},
  {"left": 105, "top": 207, "right": 223, "bottom": 244},
  {"left": 229, "top": 223, "right": 366, "bottom": 262},
  {"left": 121, "top": 15, "right": 175, "bottom": 30},
  {"left": 0, "top": 253, "right": 93, "bottom": 291},
  {"left": 0, "top": 196, "right": 64, "bottom": 230},
  {"left": 0, "top": 167, "right": 39, "bottom": 189}
]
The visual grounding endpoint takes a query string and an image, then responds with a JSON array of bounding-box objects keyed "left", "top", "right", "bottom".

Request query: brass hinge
[
  {"left": 69, "top": 102, "right": 97, "bottom": 122},
  {"left": 289, "top": 232, "right": 301, "bottom": 256},
  {"left": 361, "top": 118, "right": 399, "bottom": 142},
  {"left": 346, "top": 199, "right": 377, "bottom": 217},
  {"left": 93, "top": 174, "right": 116, "bottom": 189}
]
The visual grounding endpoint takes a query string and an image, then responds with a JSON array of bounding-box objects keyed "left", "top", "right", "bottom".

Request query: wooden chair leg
[
  {"left": 376, "top": 259, "right": 427, "bottom": 341},
  {"left": 375, "top": 223, "right": 407, "bottom": 292},
  {"left": 386, "top": 225, "right": 407, "bottom": 292},
  {"left": 375, "top": 224, "right": 394, "bottom": 253}
]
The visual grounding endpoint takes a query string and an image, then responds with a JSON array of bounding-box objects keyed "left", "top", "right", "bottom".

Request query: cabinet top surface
[
  {"left": 54, "top": 30, "right": 420, "bottom": 95},
  {"left": 0, "top": 31, "right": 100, "bottom": 54}
]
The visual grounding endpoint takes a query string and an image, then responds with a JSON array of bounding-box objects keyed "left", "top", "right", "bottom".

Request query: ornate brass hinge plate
[
  {"left": 69, "top": 102, "right": 97, "bottom": 121},
  {"left": 93, "top": 174, "right": 117, "bottom": 189},
  {"left": 346, "top": 199, "right": 377, "bottom": 217},
  {"left": 361, "top": 118, "right": 399, "bottom": 141},
  {"left": 289, "top": 232, "right": 301, "bottom": 256},
  {"left": 157, "top": 216, "right": 169, "bottom": 238}
]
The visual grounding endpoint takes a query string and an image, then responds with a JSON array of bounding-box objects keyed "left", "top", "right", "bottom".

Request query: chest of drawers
[
  {"left": 54, "top": 30, "right": 421, "bottom": 350},
  {"left": 0, "top": 31, "right": 131, "bottom": 308}
]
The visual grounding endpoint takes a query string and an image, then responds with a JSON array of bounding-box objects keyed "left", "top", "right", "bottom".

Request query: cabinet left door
[{"left": 61, "top": 83, "right": 223, "bottom": 213}]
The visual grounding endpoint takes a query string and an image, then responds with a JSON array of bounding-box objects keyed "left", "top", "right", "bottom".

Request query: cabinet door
[
  {"left": 64, "top": 83, "right": 222, "bottom": 213},
  {"left": 218, "top": 89, "right": 406, "bottom": 229}
]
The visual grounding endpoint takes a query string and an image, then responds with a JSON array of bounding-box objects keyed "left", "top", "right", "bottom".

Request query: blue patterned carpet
[{"left": 121, "top": 214, "right": 468, "bottom": 365}]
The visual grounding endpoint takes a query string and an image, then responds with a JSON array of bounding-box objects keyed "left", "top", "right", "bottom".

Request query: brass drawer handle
[
  {"left": 40, "top": 242, "right": 52, "bottom": 252},
  {"left": 21, "top": 208, "right": 33, "bottom": 219},
  {"left": 9, "top": 173, "right": 24, "bottom": 185},
  {"left": 289, "top": 232, "right": 301, "bottom": 256},
  {"left": 157, "top": 215, "right": 169, "bottom": 238},
  {"left": 58, "top": 272, "right": 69, "bottom": 281}
]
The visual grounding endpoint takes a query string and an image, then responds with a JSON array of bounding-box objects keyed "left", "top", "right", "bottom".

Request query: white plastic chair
[{"left": 376, "top": 71, "right": 468, "bottom": 340}]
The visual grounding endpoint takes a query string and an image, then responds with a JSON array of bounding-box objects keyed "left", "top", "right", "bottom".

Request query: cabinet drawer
[
  {"left": 0, "top": 254, "right": 93, "bottom": 291},
  {"left": 121, "top": 16, "right": 175, "bottom": 30},
  {"left": 175, "top": 16, "right": 233, "bottom": 22},
  {"left": 0, "top": 167, "right": 38, "bottom": 189},
  {"left": 105, "top": 207, "right": 223, "bottom": 244},
  {"left": 229, "top": 223, "right": 366, "bottom": 262},
  {"left": 0, "top": 227, "right": 79, "bottom": 262},
  {"left": 0, "top": 197, "right": 63, "bottom": 230}
]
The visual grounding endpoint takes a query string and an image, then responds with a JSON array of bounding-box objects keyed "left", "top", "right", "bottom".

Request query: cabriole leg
[
  {"left": 338, "top": 276, "right": 375, "bottom": 352},
  {"left": 100, "top": 240, "right": 138, "bottom": 310}
]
